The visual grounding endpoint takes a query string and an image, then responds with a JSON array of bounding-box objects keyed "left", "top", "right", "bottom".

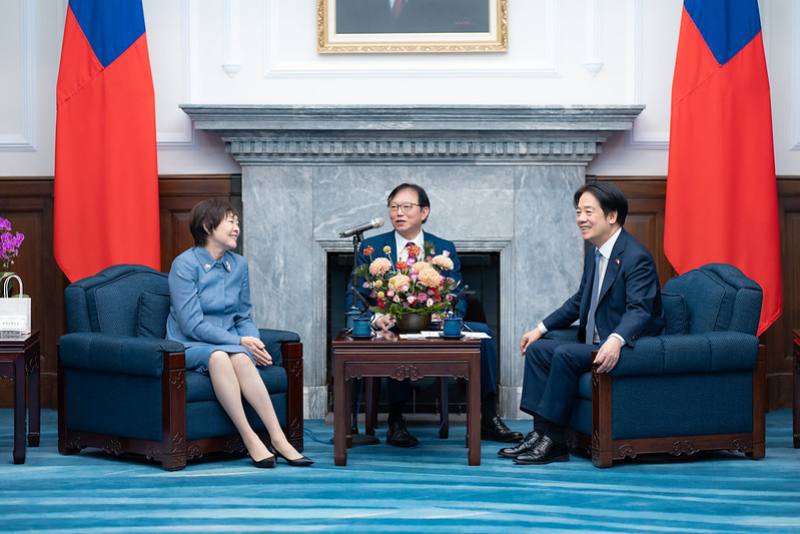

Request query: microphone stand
[{"left": 344, "top": 229, "right": 380, "bottom": 445}]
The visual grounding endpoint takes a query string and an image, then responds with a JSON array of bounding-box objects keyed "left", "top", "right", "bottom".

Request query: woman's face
[{"left": 207, "top": 212, "right": 240, "bottom": 251}]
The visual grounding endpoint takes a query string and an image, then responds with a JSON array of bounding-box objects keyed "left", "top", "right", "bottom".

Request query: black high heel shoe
[
  {"left": 250, "top": 454, "right": 276, "bottom": 468},
  {"left": 267, "top": 444, "right": 314, "bottom": 467}
]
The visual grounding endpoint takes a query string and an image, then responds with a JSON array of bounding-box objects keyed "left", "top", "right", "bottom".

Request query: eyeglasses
[{"left": 388, "top": 202, "right": 420, "bottom": 213}]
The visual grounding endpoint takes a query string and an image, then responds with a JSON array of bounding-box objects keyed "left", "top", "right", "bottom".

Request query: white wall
[{"left": 1, "top": 0, "right": 798, "bottom": 178}]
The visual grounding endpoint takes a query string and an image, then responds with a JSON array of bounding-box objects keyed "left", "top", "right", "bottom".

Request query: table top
[
  {"left": 334, "top": 330, "right": 482, "bottom": 347},
  {"left": 0, "top": 330, "right": 39, "bottom": 354}
]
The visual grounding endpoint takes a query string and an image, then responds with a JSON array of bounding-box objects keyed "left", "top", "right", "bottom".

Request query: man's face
[
  {"left": 388, "top": 187, "right": 429, "bottom": 237},
  {"left": 575, "top": 192, "right": 617, "bottom": 247}
]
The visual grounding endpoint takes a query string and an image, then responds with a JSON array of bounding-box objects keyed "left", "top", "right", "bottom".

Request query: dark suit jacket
[
  {"left": 345, "top": 230, "right": 468, "bottom": 318},
  {"left": 542, "top": 229, "right": 664, "bottom": 347}
]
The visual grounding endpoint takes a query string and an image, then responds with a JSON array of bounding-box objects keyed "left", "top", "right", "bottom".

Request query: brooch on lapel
[{"left": 615, "top": 258, "right": 620, "bottom": 265}]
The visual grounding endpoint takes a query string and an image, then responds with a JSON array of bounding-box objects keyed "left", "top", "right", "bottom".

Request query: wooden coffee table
[
  {"left": 0, "top": 331, "right": 40, "bottom": 464},
  {"left": 793, "top": 329, "right": 799, "bottom": 448},
  {"left": 332, "top": 332, "right": 482, "bottom": 466}
]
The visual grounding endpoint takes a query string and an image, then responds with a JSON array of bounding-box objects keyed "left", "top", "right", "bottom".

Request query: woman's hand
[{"left": 241, "top": 336, "right": 272, "bottom": 366}]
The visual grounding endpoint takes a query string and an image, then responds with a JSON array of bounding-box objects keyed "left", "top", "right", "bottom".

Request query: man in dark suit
[
  {"left": 500, "top": 182, "right": 664, "bottom": 465},
  {"left": 346, "top": 183, "right": 521, "bottom": 447}
]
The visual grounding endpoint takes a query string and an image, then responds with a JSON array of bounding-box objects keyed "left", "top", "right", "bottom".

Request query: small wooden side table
[
  {"left": 793, "top": 329, "right": 799, "bottom": 449},
  {"left": 332, "top": 332, "right": 482, "bottom": 466},
  {"left": 0, "top": 331, "right": 40, "bottom": 464}
]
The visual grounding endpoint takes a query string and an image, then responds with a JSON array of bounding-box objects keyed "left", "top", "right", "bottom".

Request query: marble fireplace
[{"left": 181, "top": 105, "right": 643, "bottom": 418}]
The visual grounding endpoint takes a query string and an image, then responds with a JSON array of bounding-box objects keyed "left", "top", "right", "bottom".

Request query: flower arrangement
[
  {"left": 0, "top": 217, "right": 25, "bottom": 272},
  {"left": 357, "top": 242, "right": 459, "bottom": 317}
]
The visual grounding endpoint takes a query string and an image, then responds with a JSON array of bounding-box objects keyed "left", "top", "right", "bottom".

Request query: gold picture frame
[{"left": 317, "top": 0, "right": 508, "bottom": 54}]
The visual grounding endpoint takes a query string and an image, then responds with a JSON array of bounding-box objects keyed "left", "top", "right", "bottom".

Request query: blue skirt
[{"left": 183, "top": 342, "right": 255, "bottom": 375}]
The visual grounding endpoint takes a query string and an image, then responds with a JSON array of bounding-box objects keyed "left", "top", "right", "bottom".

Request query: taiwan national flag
[
  {"left": 55, "top": 0, "right": 160, "bottom": 282},
  {"left": 664, "top": 0, "right": 781, "bottom": 335}
]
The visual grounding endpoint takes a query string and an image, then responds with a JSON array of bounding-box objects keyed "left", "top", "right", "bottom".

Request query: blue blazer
[
  {"left": 345, "top": 230, "right": 468, "bottom": 318},
  {"left": 542, "top": 229, "right": 664, "bottom": 347}
]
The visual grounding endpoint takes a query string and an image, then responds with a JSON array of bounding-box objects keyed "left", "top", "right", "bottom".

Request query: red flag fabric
[
  {"left": 55, "top": 0, "right": 160, "bottom": 282},
  {"left": 664, "top": 0, "right": 781, "bottom": 335}
]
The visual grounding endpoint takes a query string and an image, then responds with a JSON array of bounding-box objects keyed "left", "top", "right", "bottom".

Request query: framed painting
[{"left": 317, "top": 0, "right": 508, "bottom": 54}]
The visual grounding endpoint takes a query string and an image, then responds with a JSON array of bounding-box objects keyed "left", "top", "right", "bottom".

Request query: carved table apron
[{"left": 332, "top": 333, "right": 482, "bottom": 466}]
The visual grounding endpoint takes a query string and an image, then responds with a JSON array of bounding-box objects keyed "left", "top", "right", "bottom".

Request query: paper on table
[
  {"left": 399, "top": 333, "right": 427, "bottom": 340},
  {"left": 419, "top": 331, "right": 491, "bottom": 340}
]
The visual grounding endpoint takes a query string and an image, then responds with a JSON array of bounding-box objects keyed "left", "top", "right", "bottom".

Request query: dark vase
[{"left": 394, "top": 313, "right": 432, "bottom": 333}]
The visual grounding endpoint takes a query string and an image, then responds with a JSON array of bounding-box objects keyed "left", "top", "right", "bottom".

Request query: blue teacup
[
  {"left": 352, "top": 318, "right": 372, "bottom": 338},
  {"left": 442, "top": 317, "right": 463, "bottom": 337}
]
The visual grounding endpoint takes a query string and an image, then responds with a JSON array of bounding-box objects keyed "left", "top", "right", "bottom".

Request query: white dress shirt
[{"left": 395, "top": 230, "right": 425, "bottom": 262}]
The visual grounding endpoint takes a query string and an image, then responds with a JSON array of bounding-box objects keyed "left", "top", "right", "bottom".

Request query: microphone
[{"left": 338, "top": 217, "right": 384, "bottom": 238}]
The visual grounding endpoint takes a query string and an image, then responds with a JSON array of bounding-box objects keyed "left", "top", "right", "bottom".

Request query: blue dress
[{"left": 166, "top": 247, "right": 260, "bottom": 374}]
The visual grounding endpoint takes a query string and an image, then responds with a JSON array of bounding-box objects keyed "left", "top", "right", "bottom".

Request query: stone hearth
[{"left": 181, "top": 105, "right": 643, "bottom": 418}]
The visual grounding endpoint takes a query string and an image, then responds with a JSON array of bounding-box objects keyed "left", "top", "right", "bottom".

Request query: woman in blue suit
[{"left": 166, "top": 199, "right": 312, "bottom": 468}]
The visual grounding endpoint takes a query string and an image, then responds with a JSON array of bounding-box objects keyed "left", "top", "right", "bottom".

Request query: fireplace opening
[{"left": 326, "top": 251, "right": 500, "bottom": 415}]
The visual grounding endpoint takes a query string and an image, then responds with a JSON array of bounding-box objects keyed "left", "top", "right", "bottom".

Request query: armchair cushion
[
  {"left": 661, "top": 292, "right": 689, "bottom": 335},
  {"left": 136, "top": 291, "right": 171, "bottom": 339},
  {"left": 609, "top": 331, "right": 758, "bottom": 378},
  {"left": 60, "top": 332, "right": 184, "bottom": 377},
  {"left": 259, "top": 328, "right": 300, "bottom": 368}
]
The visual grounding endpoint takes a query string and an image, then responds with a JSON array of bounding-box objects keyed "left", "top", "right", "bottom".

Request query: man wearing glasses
[{"left": 346, "top": 183, "right": 520, "bottom": 447}]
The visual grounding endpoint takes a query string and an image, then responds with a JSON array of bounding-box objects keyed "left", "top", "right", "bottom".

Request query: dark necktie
[{"left": 585, "top": 249, "right": 602, "bottom": 345}]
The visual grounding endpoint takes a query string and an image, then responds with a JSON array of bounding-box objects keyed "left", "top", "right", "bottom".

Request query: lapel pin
[{"left": 615, "top": 258, "right": 620, "bottom": 265}]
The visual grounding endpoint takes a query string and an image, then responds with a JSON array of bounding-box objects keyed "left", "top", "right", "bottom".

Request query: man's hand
[
  {"left": 594, "top": 336, "right": 622, "bottom": 373},
  {"left": 519, "top": 328, "right": 543, "bottom": 354},
  {"left": 241, "top": 336, "right": 272, "bottom": 366},
  {"left": 373, "top": 314, "right": 396, "bottom": 332}
]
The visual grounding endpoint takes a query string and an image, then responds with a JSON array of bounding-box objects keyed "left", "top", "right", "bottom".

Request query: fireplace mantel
[
  {"left": 182, "top": 104, "right": 643, "bottom": 418},
  {"left": 181, "top": 105, "right": 643, "bottom": 165}
]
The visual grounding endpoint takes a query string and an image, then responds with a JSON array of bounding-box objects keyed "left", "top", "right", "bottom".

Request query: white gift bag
[{"left": 0, "top": 274, "right": 31, "bottom": 336}]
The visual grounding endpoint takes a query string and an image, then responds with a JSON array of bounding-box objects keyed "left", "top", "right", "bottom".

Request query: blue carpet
[{"left": 0, "top": 409, "right": 799, "bottom": 533}]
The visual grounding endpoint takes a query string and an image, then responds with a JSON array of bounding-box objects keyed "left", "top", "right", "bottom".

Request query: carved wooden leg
[
  {"left": 467, "top": 354, "right": 481, "bottom": 466},
  {"left": 27, "top": 339, "right": 40, "bottom": 447},
  {"left": 793, "top": 333, "right": 800, "bottom": 448},
  {"left": 365, "top": 377, "right": 377, "bottom": 437},
  {"left": 438, "top": 377, "right": 449, "bottom": 439},
  {"left": 13, "top": 354, "right": 26, "bottom": 464},
  {"left": 161, "top": 453, "right": 188, "bottom": 471},
  {"left": 333, "top": 355, "right": 348, "bottom": 466}
]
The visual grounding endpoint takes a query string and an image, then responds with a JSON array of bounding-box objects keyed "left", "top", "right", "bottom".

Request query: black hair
[
  {"left": 387, "top": 183, "right": 431, "bottom": 223},
  {"left": 189, "top": 199, "right": 239, "bottom": 246},
  {"left": 573, "top": 182, "right": 628, "bottom": 226}
]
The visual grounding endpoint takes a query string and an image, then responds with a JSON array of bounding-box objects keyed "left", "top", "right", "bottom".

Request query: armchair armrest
[
  {"left": 59, "top": 332, "right": 185, "bottom": 377},
  {"left": 259, "top": 328, "right": 301, "bottom": 368},
  {"left": 609, "top": 331, "right": 759, "bottom": 377}
]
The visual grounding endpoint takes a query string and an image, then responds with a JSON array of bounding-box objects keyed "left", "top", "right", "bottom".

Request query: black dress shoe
[
  {"left": 481, "top": 415, "right": 524, "bottom": 443},
  {"left": 386, "top": 417, "right": 419, "bottom": 447},
  {"left": 513, "top": 435, "right": 569, "bottom": 465},
  {"left": 250, "top": 455, "right": 276, "bottom": 468},
  {"left": 275, "top": 450, "right": 314, "bottom": 467},
  {"left": 266, "top": 444, "right": 314, "bottom": 467},
  {"left": 497, "top": 431, "right": 542, "bottom": 458}
]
